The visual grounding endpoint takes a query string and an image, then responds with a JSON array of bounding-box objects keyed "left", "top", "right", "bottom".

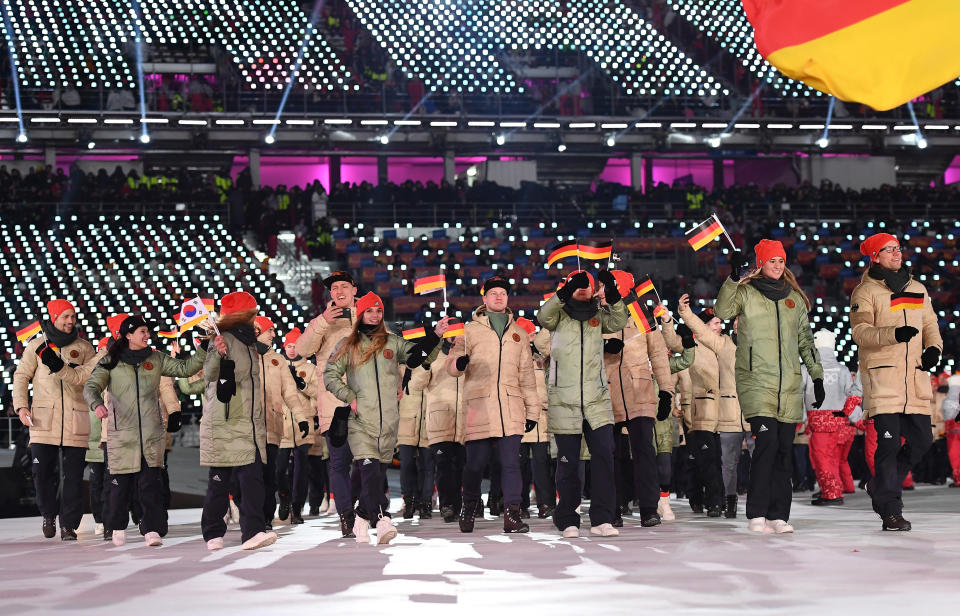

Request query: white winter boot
[
  {"left": 376, "top": 517, "right": 398, "bottom": 545},
  {"left": 353, "top": 516, "right": 371, "bottom": 544},
  {"left": 657, "top": 495, "right": 675, "bottom": 521}
]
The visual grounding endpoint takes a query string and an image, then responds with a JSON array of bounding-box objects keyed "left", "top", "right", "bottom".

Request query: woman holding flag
[
  {"left": 324, "top": 292, "right": 450, "bottom": 544},
  {"left": 13, "top": 299, "right": 98, "bottom": 541},
  {"left": 714, "top": 239, "right": 823, "bottom": 533},
  {"left": 446, "top": 276, "right": 541, "bottom": 535},
  {"left": 84, "top": 315, "right": 206, "bottom": 547},
  {"left": 849, "top": 233, "right": 942, "bottom": 531}
]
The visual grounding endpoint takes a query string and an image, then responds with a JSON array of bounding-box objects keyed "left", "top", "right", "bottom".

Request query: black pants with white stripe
[
  {"left": 201, "top": 449, "right": 265, "bottom": 542},
  {"left": 872, "top": 412, "right": 932, "bottom": 518}
]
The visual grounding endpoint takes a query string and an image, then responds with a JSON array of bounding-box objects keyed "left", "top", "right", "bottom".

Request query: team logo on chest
[
  {"left": 272, "top": 359, "right": 279, "bottom": 366},
  {"left": 143, "top": 361, "right": 154, "bottom": 371},
  {"left": 588, "top": 318, "right": 600, "bottom": 327},
  {"left": 383, "top": 349, "right": 394, "bottom": 359},
  {"left": 784, "top": 299, "right": 795, "bottom": 309},
  {"left": 298, "top": 371, "right": 306, "bottom": 378},
  {"left": 512, "top": 333, "right": 521, "bottom": 342},
  {"left": 70, "top": 350, "right": 80, "bottom": 358}
]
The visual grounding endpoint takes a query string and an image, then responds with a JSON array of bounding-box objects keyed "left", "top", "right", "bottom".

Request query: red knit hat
[
  {"left": 859, "top": 233, "right": 898, "bottom": 262},
  {"left": 610, "top": 270, "right": 634, "bottom": 297},
  {"left": 355, "top": 292, "right": 383, "bottom": 315},
  {"left": 563, "top": 270, "right": 595, "bottom": 291},
  {"left": 515, "top": 317, "right": 536, "bottom": 335},
  {"left": 220, "top": 291, "right": 257, "bottom": 315},
  {"left": 47, "top": 299, "right": 75, "bottom": 322},
  {"left": 97, "top": 336, "right": 111, "bottom": 352},
  {"left": 283, "top": 327, "right": 301, "bottom": 347},
  {"left": 254, "top": 316, "right": 274, "bottom": 334},
  {"left": 107, "top": 313, "right": 129, "bottom": 339},
  {"left": 754, "top": 239, "right": 787, "bottom": 269}
]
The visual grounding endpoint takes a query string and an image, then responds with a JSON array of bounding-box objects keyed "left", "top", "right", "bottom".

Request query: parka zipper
[
  {"left": 775, "top": 301, "right": 783, "bottom": 418},
  {"left": 580, "top": 321, "right": 585, "bottom": 416},
  {"left": 134, "top": 364, "right": 144, "bottom": 461},
  {"left": 373, "top": 352, "right": 383, "bottom": 453},
  {"left": 60, "top": 380, "right": 65, "bottom": 446},
  {"left": 902, "top": 310, "right": 909, "bottom": 414},
  {"left": 617, "top": 330, "right": 627, "bottom": 418},
  {"left": 247, "top": 346, "right": 257, "bottom": 451},
  {"left": 496, "top": 333, "right": 506, "bottom": 437}
]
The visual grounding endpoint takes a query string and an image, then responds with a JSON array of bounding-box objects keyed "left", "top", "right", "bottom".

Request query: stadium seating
[{"left": 0, "top": 215, "right": 304, "bottom": 389}]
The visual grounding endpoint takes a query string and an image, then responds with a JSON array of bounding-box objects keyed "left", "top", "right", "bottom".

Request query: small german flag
[
  {"left": 627, "top": 300, "right": 654, "bottom": 334},
  {"left": 686, "top": 217, "right": 725, "bottom": 252},
  {"left": 414, "top": 274, "right": 446, "bottom": 295},
  {"left": 634, "top": 276, "right": 655, "bottom": 298},
  {"left": 653, "top": 304, "right": 666, "bottom": 319},
  {"left": 16, "top": 320, "right": 41, "bottom": 342},
  {"left": 546, "top": 240, "right": 579, "bottom": 266},
  {"left": 201, "top": 298, "right": 215, "bottom": 311},
  {"left": 47, "top": 343, "right": 60, "bottom": 353},
  {"left": 402, "top": 326, "right": 426, "bottom": 340},
  {"left": 158, "top": 330, "right": 179, "bottom": 339},
  {"left": 578, "top": 240, "right": 613, "bottom": 261},
  {"left": 890, "top": 292, "right": 924, "bottom": 312},
  {"left": 442, "top": 319, "right": 465, "bottom": 339}
]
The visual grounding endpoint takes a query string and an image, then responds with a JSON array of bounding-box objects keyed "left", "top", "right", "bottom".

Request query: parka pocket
[
  {"left": 72, "top": 408, "right": 91, "bottom": 437},
  {"left": 914, "top": 369, "right": 934, "bottom": 401},
  {"left": 31, "top": 405, "right": 52, "bottom": 431},
  {"left": 504, "top": 385, "right": 526, "bottom": 424}
]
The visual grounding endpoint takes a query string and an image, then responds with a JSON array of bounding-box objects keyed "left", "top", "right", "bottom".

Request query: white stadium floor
[{"left": 0, "top": 486, "right": 957, "bottom": 615}]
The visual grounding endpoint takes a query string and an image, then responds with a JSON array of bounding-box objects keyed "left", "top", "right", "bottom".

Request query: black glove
[
  {"left": 199, "top": 337, "right": 211, "bottom": 352},
  {"left": 556, "top": 271, "right": 590, "bottom": 303},
  {"left": 401, "top": 367, "right": 413, "bottom": 395},
  {"left": 216, "top": 358, "right": 236, "bottom": 403},
  {"left": 288, "top": 365, "right": 307, "bottom": 390},
  {"left": 166, "top": 412, "right": 182, "bottom": 433},
  {"left": 937, "top": 384, "right": 950, "bottom": 394},
  {"left": 657, "top": 391, "right": 673, "bottom": 421},
  {"left": 329, "top": 405, "right": 351, "bottom": 448},
  {"left": 524, "top": 419, "right": 537, "bottom": 433},
  {"left": 920, "top": 347, "right": 941, "bottom": 371},
  {"left": 614, "top": 421, "right": 627, "bottom": 434},
  {"left": 676, "top": 323, "right": 696, "bottom": 349},
  {"left": 812, "top": 378, "right": 825, "bottom": 409},
  {"left": 313, "top": 415, "right": 320, "bottom": 430},
  {"left": 598, "top": 270, "right": 621, "bottom": 304},
  {"left": 604, "top": 338, "right": 624, "bottom": 354},
  {"left": 530, "top": 342, "right": 540, "bottom": 357},
  {"left": 894, "top": 326, "right": 918, "bottom": 343},
  {"left": 298, "top": 420, "right": 310, "bottom": 439},
  {"left": 729, "top": 250, "right": 749, "bottom": 281},
  {"left": 37, "top": 344, "right": 65, "bottom": 373},
  {"left": 456, "top": 354, "right": 470, "bottom": 372}
]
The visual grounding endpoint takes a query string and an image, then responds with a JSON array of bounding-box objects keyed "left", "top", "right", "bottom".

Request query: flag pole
[
  {"left": 440, "top": 265, "right": 448, "bottom": 317},
  {"left": 196, "top": 296, "right": 221, "bottom": 336},
  {"left": 713, "top": 213, "right": 739, "bottom": 251},
  {"left": 608, "top": 236, "right": 614, "bottom": 270},
  {"left": 576, "top": 240, "right": 581, "bottom": 270}
]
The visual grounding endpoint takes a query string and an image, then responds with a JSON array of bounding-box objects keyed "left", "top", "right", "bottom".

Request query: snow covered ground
[{"left": 0, "top": 486, "right": 957, "bottom": 615}]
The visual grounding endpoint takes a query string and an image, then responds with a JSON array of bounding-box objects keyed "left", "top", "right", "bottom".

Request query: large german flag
[
  {"left": 546, "top": 240, "right": 578, "bottom": 266},
  {"left": 743, "top": 0, "right": 960, "bottom": 111},
  {"left": 578, "top": 240, "right": 613, "bottom": 261},
  {"left": 686, "top": 218, "right": 724, "bottom": 252},
  {"left": 890, "top": 291, "right": 924, "bottom": 311},
  {"left": 627, "top": 300, "right": 654, "bottom": 334}
]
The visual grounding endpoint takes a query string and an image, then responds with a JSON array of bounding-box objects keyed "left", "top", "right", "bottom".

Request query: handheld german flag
[
  {"left": 686, "top": 217, "right": 725, "bottom": 252},
  {"left": 16, "top": 320, "right": 42, "bottom": 343},
  {"left": 158, "top": 330, "right": 179, "bottom": 339},
  {"left": 201, "top": 298, "right": 215, "bottom": 311},
  {"left": 442, "top": 319, "right": 465, "bottom": 339},
  {"left": 414, "top": 274, "right": 446, "bottom": 295},
  {"left": 627, "top": 300, "right": 654, "bottom": 334},
  {"left": 402, "top": 326, "right": 426, "bottom": 340},
  {"left": 890, "top": 292, "right": 924, "bottom": 312},
  {"left": 634, "top": 276, "right": 655, "bottom": 298},
  {"left": 743, "top": 0, "right": 960, "bottom": 111},
  {"left": 578, "top": 240, "right": 613, "bottom": 261},
  {"left": 546, "top": 240, "right": 578, "bottom": 266}
]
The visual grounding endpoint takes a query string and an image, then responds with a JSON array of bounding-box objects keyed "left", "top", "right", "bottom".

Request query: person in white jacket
[{"left": 802, "top": 330, "right": 854, "bottom": 506}]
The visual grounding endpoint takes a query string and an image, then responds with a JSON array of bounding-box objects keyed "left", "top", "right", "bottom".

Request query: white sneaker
[
  {"left": 206, "top": 537, "right": 224, "bottom": 551},
  {"left": 229, "top": 499, "right": 240, "bottom": 524},
  {"left": 112, "top": 529, "right": 126, "bottom": 546},
  {"left": 319, "top": 495, "right": 329, "bottom": 514},
  {"left": 748, "top": 517, "right": 773, "bottom": 533},
  {"left": 94, "top": 523, "right": 104, "bottom": 536},
  {"left": 241, "top": 531, "right": 278, "bottom": 550},
  {"left": 327, "top": 496, "right": 336, "bottom": 515},
  {"left": 376, "top": 517, "right": 398, "bottom": 545},
  {"left": 561, "top": 526, "right": 579, "bottom": 539},
  {"left": 657, "top": 496, "right": 675, "bottom": 521},
  {"left": 353, "top": 516, "right": 370, "bottom": 543},
  {"left": 590, "top": 523, "right": 619, "bottom": 537},
  {"left": 144, "top": 531, "right": 162, "bottom": 547},
  {"left": 768, "top": 519, "right": 794, "bottom": 534}
]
